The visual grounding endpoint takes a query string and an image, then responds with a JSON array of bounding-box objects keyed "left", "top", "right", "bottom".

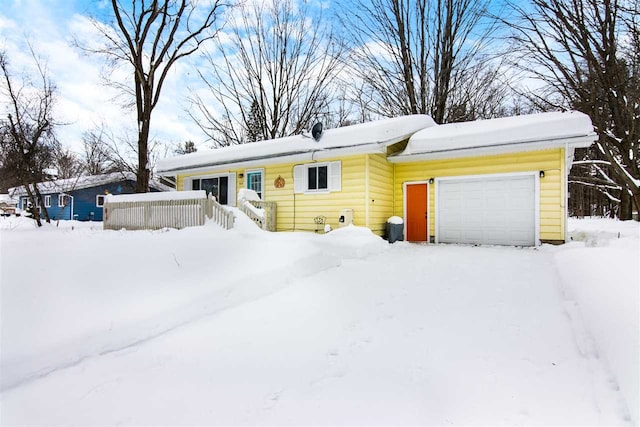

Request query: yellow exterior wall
[
  {"left": 393, "top": 148, "right": 566, "bottom": 242},
  {"left": 174, "top": 148, "right": 567, "bottom": 241},
  {"left": 175, "top": 154, "right": 373, "bottom": 233},
  {"left": 265, "top": 155, "right": 368, "bottom": 232},
  {"left": 366, "top": 153, "right": 395, "bottom": 235}
]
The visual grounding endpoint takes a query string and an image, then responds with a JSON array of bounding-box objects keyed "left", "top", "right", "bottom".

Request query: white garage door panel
[{"left": 438, "top": 174, "right": 536, "bottom": 246}]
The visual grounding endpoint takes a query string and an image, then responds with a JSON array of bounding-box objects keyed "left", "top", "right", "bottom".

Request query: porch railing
[
  {"left": 238, "top": 200, "right": 277, "bottom": 231},
  {"left": 103, "top": 195, "right": 234, "bottom": 231}
]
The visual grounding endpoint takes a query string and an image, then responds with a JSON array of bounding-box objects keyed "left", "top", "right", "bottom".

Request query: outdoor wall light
[
  {"left": 539, "top": 170, "right": 545, "bottom": 178},
  {"left": 429, "top": 177, "right": 435, "bottom": 184}
]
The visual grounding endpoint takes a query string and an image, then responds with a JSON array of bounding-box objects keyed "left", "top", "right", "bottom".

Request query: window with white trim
[
  {"left": 44, "top": 195, "right": 51, "bottom": 207},
  {"left": 246, "top": 169, "right": 264, "bottom": 199},
  {"left": 293, "top": 161, "right": 341, "bottom": 194},
  {"left": 308, "top": 165, "right": 328, "bottom": 191},
  {"left": 96, "top": 195, "right": 106, "bottom": 207},
  {"left": 58, "top": 194, "right": 70, "bottom": 207}
]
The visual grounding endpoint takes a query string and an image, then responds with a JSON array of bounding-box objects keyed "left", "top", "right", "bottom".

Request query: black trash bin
[{"left": 386, "top": 216, "right": 404, "bottom": 243}]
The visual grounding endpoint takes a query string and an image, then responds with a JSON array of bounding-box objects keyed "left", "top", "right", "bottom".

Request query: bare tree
[
  {"left": 342, "top": 0, "right": 506, "bottom": 123},
  {"left": 0, "top": 49, "right": 59, "bottom": 226},
  {"left": 83, "top": 0, "right": 228, "bottom": 192},
  {"left": 506, "top": 0, "right": 640, "bottom": 220},
  {"left": 53, "top": 147, "right": 84, "bottom": 179},
  {"left": 190, "top": 0, "right": 344, "bottom": 146},
  {"left": 81, "top": 124, "right": 126, "bottom": 175}
]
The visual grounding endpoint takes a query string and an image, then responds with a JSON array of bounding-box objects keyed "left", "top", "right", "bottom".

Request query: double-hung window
[
  {"left": 307, "top": 165, "right": 328, "bottom": 191},
  {"left": 58, "top": 194, "right": 70, "bottom": 207},
  {"left": 44, "top": 195, "right": 51, "bottom": 208},
  {"left": 96, "top": 195, "right": 106, "bottom": 207},
  {"left": 293, "top": 161, "right": 341, "bottom": 194}
]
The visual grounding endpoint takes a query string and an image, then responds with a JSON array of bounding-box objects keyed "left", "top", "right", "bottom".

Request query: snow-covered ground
[{"left": 0, "top": 214, "right": 637, "bottom": 425}]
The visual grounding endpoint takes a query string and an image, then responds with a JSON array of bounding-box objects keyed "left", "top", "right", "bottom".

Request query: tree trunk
[
  {"left": 620, "top": 188, "right": 632, "bottom": 220},
  {"left": 34, "top": 186, "right": 51, "bottom": 223},
  {"left": 632, "top": 192, "right": 640, "bottom": 221},
  {"left": 136, "top": 102, "right": 151, "bottom": 193},
  {"left": 24, "top": 184, "right": 42, "bottom": 227}
]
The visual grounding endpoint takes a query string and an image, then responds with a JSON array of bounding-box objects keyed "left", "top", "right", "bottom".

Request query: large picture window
[{"left": 191, "top": 176, "right": 229, "bottom": 204}]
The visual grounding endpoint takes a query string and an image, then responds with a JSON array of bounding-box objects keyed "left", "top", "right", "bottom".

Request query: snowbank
[
  {"left": 546, "top": 218, "right": 639, "bottom": 424},
  {"left": 0, "top": 216, "right": 636, "bottom": 425}
]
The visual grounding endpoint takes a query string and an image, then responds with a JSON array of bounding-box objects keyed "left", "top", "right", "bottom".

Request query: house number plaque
[{"left": 274, "top": 175, "right": 285, "bottom": 189}]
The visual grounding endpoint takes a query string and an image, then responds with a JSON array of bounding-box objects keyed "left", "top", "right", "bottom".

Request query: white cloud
[{"left": 1, "top": 1, "right": 210, "bottom": 156}]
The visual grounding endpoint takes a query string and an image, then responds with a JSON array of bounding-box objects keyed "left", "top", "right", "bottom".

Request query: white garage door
[{"left": 437, "top": 174, "right": 537, "bottom": 246}]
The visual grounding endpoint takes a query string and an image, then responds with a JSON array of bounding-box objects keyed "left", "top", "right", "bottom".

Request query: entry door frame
[
  {"left": 434, "top": 171, "right": 541, "bottom": 246},
  {"left": 403, "top": 180, "right": 430, "bottom": 242}
]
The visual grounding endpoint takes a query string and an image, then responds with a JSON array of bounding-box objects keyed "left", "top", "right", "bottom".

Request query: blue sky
[
  {"left": 1, "top": 0, "right": 212, "bottom": 156},
  {"left": 1, "top": 0, "right": 521, "bottom": 159}
]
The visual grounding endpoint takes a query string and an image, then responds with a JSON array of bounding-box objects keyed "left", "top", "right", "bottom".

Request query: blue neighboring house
[{"left": 10, "top": 172, "right": 173, "bottom": 221}]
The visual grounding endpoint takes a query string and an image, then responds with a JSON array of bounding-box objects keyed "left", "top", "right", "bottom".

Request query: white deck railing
[
  {"left": 238, "top": 200, "right": 277, "bottom": 231},
  {"left": 103, "top": 196, "right": 234, "bottom": 231}
]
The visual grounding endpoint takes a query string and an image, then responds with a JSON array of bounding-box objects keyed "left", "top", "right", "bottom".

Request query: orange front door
[{"left": 406, "top": 183, "right": 429, "bottom": 242}]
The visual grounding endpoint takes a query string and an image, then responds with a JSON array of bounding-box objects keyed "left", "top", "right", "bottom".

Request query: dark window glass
[
  {"left": 308, "top": 167, "right": 317, "bottom": 190},
  {"left": 201, "top": 178, "right": 216, "bottom": 198},
  {"left": 192, "top": 179, "right": 200, "bottom": 190},
  {"left": 218, "top": 177, "right": 228, "bottom": 205},
  {"left": 318, "top": 166, "right": 328, "bottom": 189}
]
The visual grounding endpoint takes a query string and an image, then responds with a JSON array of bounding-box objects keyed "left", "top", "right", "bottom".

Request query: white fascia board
[{"left": 388, "top": 135, "right": 596, "bottom": 164}]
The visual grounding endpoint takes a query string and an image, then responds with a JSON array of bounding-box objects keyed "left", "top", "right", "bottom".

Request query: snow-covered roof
[
  {"left": 9, "top": 172, "right": 174, "bottom": 197},
  {"left": 156, "top": 115, "right": 436, "bottom": 174},
  {"left": 0, "top": 194, "right": 18, "bottom": 205},
  {"left": 390, "top": 111, "right": 597, "bottom": 162}
]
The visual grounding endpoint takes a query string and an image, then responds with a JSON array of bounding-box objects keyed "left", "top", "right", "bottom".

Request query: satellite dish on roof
[{"left": 311, "top": 122, "right": 323, "bottom": 141}]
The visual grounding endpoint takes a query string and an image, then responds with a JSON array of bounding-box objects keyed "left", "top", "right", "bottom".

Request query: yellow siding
[
  {"left": 174, "top": 148, "right": 567, "bottom": 241},
  {"left": 177, "top": 155, "right": 370, "bottom": 233},
  {"left": 265, "top": 155, "right": 367, "bottom": 232},
  {"left": 366, "top": 153, "right": 395, "bottom": 235},
  {"left": 393, "top": 149, "right": 566, "bottom": 242}
]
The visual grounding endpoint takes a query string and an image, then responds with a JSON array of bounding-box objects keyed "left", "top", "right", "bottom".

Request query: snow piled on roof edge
[
  {"left": 401, "top": 111, "right": 596, "bottom": 156},
  {"left": 156, "top": 115, "right": 436, "bottom": 173}
]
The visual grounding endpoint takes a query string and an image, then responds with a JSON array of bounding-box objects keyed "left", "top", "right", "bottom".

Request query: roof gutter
[{"left": 156, "top": 137, "right": 409, "bottom": 175}]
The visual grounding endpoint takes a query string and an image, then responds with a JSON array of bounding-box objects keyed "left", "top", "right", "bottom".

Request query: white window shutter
[
  {"left": 330, "top": 161, "right": 341, "bottom": 192},
  {"left": 294, "top": 165, "right": 306, "bottom": 193},
  {"left": 183, "top": 177, "right": 191, "bottom": 191},
  {"left": 227, "top": 173, "right": 236, "bottom": 206}
]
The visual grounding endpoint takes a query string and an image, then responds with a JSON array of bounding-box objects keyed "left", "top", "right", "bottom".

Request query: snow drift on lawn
[
  {"left": 546, "top": 218, "right": 639, "bottom": 424},
  {"left": 0, "top": 215, "right": 637, "bottom": 425}
]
